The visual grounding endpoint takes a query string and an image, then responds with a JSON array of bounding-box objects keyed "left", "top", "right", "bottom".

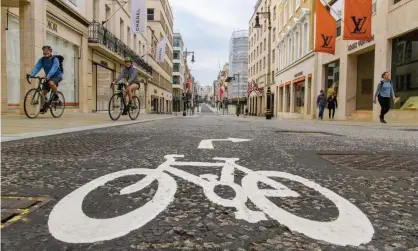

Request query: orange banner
[
  {"left": 314, "top": 0, "right": 337, "bottom": 54},
  {"left": 343, "top": 0, "right": 373, "bottom": 41}
]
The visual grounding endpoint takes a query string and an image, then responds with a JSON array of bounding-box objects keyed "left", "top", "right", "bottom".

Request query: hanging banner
[
  {"left": 130, "top": 0, "right": 146, "bottom": 33},
  {"left": 314, "top": 0, "right": 337, "bottom": 54},
  {"left": 343, "top": 0, "right": 373, "bottom": 41},
  {"left": 155, "top": 36, "right": 167, "bottom": 63}
]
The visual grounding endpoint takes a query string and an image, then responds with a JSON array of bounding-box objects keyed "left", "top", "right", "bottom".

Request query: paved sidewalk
[{"left": 1, "top": 112, "right": 175, "bottom": 142}]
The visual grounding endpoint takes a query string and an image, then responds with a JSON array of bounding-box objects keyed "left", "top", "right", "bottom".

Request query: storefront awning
[{"left": 293, "top": 76, "right": 305, "bottom": 83}]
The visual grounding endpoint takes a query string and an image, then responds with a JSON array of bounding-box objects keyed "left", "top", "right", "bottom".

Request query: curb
[{"left": 1, "top": 116, "right": 176, "bottom": 143}]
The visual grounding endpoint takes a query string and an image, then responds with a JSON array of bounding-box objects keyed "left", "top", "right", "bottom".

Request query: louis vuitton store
[{"left": 1, "top": 0, "right": 90, "bottom": 114}]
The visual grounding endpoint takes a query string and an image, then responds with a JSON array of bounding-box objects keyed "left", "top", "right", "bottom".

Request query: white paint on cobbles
[
  {"left": 198, "top": 138, "right": 252, "bottom": 149},
  {"left": 48, "top": 154, "right": 374, "bottom": 246}
]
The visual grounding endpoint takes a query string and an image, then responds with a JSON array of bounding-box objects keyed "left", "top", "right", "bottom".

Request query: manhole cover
[
  {"left": 1, "top": 196, "right": 50, "bottom": 228},
  {"left": 319, "top": 154, "right": 417, "bottom": 172},
  {"left": 275, "top": 130, "right": 341, "bottom": 136}
]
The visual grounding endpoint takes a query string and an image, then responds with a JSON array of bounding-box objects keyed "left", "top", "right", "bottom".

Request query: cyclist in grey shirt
[{"left": 111, "top": 57, "right": 140, "bottom": 107}]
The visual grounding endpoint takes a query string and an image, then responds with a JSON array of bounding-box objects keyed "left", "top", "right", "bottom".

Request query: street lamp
[
  {"left": 254, "top": 8, "right": 273, "bottom": 120},
  {"left": 231, "top": 73, "right": 241, "bottom": 116},
  {"left": 184, "top": 48, "right": 195, "bottom": 63}
]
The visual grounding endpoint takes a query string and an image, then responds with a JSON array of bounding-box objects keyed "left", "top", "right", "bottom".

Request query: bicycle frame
[
  {"left": 26, "top": 76, "right": 55, "bottom": 103},
  {"left": 114, "top": 82, "right": 137, "bottom": 107}
]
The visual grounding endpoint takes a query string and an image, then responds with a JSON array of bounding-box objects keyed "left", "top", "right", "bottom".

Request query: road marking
[
  {"left": 198, "top": 138, "right": 252, "bottom": 149},
  {"left": 48, "top": 155, "right": 374, "bottom": 246}
]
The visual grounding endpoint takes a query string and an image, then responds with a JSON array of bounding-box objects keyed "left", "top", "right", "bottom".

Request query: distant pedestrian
[
  {"left": 317, "top": 90, "right": 325, "bottom": 120},
  {"left": 373, "top": 71, "right": 396, "bottom": 123},
  {"left": 245, "top": 107, "right": 248, "bottom": 117},
  {"left": 327, "top": 92, "right": 338, "bottom": 119}
]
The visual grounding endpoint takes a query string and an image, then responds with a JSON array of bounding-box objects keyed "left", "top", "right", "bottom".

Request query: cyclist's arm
[
  {"left": 46, "top": 57, "right": 59, "bottom": 80},
  {"left": 29, "top": 58, "right": 43, "bottom": 77},
  {"left": 127, "top": 68, "right": 138, "bottom": 84},
  {"left": 113, "top": 69, "right": 125, "bottom": 83}
]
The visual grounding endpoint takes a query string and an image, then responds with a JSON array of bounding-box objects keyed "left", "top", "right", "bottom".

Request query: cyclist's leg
[
  {"left": 40, "top": 82, "right": 51, "bottom": 113},
  {"left": 126, "top": 83, "right": 138, "bottom": 103},
  {"left": 48, "top": 76, "right": 61, "bottom": 100}
]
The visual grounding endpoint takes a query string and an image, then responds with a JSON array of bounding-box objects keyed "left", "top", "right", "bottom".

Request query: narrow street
[{"left": 1, "top": 109, "right": 418, "bottom": 251}]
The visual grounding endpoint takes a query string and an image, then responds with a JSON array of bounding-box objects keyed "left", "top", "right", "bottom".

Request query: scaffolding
[{"left": 228, "top": 30, "right": 249, "bottom": 99}]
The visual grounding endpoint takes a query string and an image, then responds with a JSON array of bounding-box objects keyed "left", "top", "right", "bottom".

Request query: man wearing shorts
[
  {"left": 111, "top": 57, "right": 140, "bottom": 114},
  {"left": 28, "top": 45, "right": 63, "bottom": 113}
]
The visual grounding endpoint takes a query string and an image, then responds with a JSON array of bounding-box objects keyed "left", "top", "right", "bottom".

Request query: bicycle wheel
[
  {"left": 24, "top": 88, "right": 42, "bottom": 119},
  {"left": 48, "top": 168, "right": 177, "bottom": 243},
  {"left": 108, "top": 93, "right": 123, "bottom": 121},
  {"left": 50, "top": 91, "right": 65, "bottom": 118},
  {"left": 241, "top": 171, "right": 374, "bottom": 246},
  {"left": 128, "top": 96, "right": 140, "bottom": 120}
]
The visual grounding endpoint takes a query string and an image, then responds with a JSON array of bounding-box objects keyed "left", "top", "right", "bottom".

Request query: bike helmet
[
  {"left": 124, "top": 57, "right": 133, "bottom": 62},
  {"left": 42, "top": 45, "right": 52, "bottom": 51}
]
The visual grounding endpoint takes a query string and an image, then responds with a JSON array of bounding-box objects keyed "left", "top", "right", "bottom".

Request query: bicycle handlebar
[{"left": 26, "top": 75, "right": 45, "bottom": 85}]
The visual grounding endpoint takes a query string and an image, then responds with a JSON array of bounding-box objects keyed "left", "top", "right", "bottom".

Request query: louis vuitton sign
[{"left": 47, "top": 20, "right": 58, "bottom": 32}]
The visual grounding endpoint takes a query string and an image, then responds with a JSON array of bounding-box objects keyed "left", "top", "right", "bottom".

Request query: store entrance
[{"left": 356, "top": 50, "right": 375, "bottom": 110}]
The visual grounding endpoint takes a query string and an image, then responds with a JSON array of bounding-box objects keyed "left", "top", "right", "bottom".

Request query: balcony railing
[{"left": 88, "top": 22, "right": 153, "bottom": 75}]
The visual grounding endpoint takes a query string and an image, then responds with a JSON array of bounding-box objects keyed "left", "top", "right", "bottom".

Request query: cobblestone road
[{"left": 1, "top": 111, "right": 417, "bottom": 251}]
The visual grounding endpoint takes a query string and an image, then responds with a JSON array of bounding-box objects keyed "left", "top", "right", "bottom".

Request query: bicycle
[
  {"left": 48, "top": 154, "right": 374, "bottom": 246},
  {"left": 108, "top": 82, "right": 140, "bottom": 121},
  {"left": 24, "top": 76, "right": 65, "bottom": 119}
]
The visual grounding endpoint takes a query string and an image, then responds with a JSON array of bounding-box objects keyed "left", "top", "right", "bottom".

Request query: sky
[{"left": 170, "top": 0, "right": 255, "bottom": 86}]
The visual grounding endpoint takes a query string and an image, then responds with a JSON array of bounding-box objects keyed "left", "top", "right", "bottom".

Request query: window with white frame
[
  {"left": 295, "top": 31, "right": 299, "bottom": 60},
  {"left": 296, "top": 0, "right": 301, "bottom": 9},
  {"left": 289, "top": 0, "right": 293, "bottom": 19},
  {"left": 284, "top": 43, "right": 287, "bottom": 66},
  {"left": 288, "top": 38, "right": 292, "bottom": 64},
  {"left": 278, "top": 48, "right": 281, "bottom": 69},
  {"left": 279, "top": 12, "right": 283, "bottom": 30},
  {"left": 272, "top": 49, "right": 275, "bottom": 63},
  {"left": 303, "top": 22, "right": 308, "bottom": 55},
  {"left": 273, "top": 6, "right": 277, "bottom": 19}
]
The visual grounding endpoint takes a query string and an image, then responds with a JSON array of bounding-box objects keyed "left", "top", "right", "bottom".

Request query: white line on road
[{"left": 198, "top": 138, "right": 252, "bottom": 149}]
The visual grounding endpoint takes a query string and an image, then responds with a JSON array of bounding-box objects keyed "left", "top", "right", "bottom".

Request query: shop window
[
  {"left": 325, "top": 60, "right": 340, "bottom": 96},
  {"left": 173, "top": 50, "right": 180, "bottom": 59},
  {"left": 46, "top": 33, "right": 79, "bottom": 107},
  {"left": 391, "top": 30, "right": 418, "bottom": 109},
  {"left": 173, "top": 63, "right": 180, "bottom": 72},
  {"left": 147, "top": 9, "right": 155, "bottom": 21}
]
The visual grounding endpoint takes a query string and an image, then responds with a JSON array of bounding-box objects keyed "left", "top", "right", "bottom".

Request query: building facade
[
  {"left": 274, "top": 0, "right": 316, "bottom": 119},
  {"left": 146, "top": 0, "right": 174, "bottom": 114},
  {"left": 172, "top": 32, "right": 184, "bottom": 112},
  {"left": 317, "top": 0, "right": 418, "bottom": 122},
  {"left": 228, "top": 30, "right": 249, "bottom": 114},
  {"left": 248, "top": 0, "right": 279, "bottom": 116},
  {"left": 1, "top": 0, "right": 174, "bottom": 115}
]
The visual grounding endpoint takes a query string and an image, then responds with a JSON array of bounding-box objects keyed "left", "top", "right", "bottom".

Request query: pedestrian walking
[
  {"left": 373, "top": 71, "right": 396, "bottom": 123},
  {"left": 317, "top": 90, "right": 325, "bottom": 120},
  {"left": 327, "top": 92, "right": 338, "bottom": 119}
]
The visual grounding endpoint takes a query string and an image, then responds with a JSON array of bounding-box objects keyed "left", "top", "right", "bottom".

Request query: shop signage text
[
  {"left": 294, "top": 72, "right": 303, "bottom": 78},
  {"left": 348, "top": 35, "right": 374, "bottom": 52},
  {"left": 47, "top": 20, "right": 58, "bottom": 32}
]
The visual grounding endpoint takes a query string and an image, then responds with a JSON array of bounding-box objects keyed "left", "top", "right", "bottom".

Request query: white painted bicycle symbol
[{"left": 48, "top": 155, "right": 374, "bottom": 246}]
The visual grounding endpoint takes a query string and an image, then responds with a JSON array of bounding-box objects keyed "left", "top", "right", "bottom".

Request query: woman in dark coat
[{"left": 327, "top": 92, "right": 338, "bottom": 119}]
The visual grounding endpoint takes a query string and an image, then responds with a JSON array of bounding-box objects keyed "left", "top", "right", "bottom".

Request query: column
[
  {"left": 79, "top": 35, "right": 90, "bottom": 113},
  {"left": 1, "top": 8, "right": 7, "bottom": 113},
  {"left": 283, "top": 86, "right": 287, "bottom": 113},
  {"left": 19, "top": 0, "right": 45, "bottom": 114},
  {"left": 290, "top": 82, "right": 295, "bottom": 113}
]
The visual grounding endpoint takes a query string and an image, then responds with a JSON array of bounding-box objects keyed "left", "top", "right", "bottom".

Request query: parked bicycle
[
  {"left": 24, "top": 76, "right": 65, "bottom": 119},
  {"left": 108, "top": 82, "right": 140, "bottom": 121}
]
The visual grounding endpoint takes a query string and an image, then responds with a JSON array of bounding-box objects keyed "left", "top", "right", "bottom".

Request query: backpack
[
  {"left": 379, "top": 80, "right": 392, "bottom": 92},
  {"left": 43, "top": 55, "right": 64, "bottom": 74}
]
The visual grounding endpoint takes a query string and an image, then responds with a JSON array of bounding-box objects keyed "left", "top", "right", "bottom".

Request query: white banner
[
  {"left": 130, "top": 0, "right": 146, "bottom": 33},
  {"left": 155, "top": 36, "right": 167, "bottom": 63}
]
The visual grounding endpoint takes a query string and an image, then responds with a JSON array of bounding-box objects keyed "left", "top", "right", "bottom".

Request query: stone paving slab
[{"left": 1, "top": 113, "right": 175, "bottom": 142}]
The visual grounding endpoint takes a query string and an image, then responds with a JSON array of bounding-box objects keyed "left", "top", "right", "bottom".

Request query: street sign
[{"left": 198, "top": 138, "right": 252, "bottom": 149}]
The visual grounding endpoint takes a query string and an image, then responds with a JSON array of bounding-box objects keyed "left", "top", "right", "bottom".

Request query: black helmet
[{"left": 42, "top": 45, "right": 52, "bottom": 51}]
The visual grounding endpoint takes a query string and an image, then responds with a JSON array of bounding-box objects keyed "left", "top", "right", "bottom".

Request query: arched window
[
  {"left": 288, "top": 38, "right": 292, "bottom": 64},
  {"left": 295, "top": 31, "right": 299, "bottom": 60}
]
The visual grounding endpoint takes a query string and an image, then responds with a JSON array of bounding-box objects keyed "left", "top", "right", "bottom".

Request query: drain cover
[
  {"left": 275, "top": 130, "right": 341, "bottom": 136},
  {"left": 319, "top": 154, "right": 418, "bottom": 172},
  {"left": 1, "top": 196, "right": 49, "bottom": 228}
]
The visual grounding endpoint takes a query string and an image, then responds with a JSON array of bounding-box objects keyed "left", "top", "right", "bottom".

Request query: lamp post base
[
  {"left": 183, "top": 111, "right": 186, "bottom": 116},
  {"left": 265, "top": 112, "right": 272, "bottom": 120}
]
